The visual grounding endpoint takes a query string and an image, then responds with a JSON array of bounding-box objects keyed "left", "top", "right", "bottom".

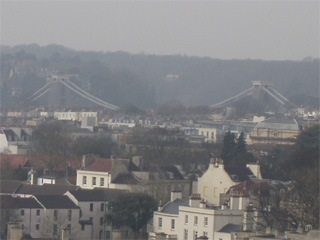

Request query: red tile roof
[
  {"left": 0, "top": 154, "right": 82, "bottom": 171},
  {"left": 0, "top": 155, "right": 30, "bottom": 169},
  {"left": 85, "top": 158, "right": 113, "bottom": 172}
]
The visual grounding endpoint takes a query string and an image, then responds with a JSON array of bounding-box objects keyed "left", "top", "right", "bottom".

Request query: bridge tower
[
  {"left": 47, "top": 75, "right": 76, "bottom": 106},
  {"left": 251, "top": 81, "right": 273, "bottom": 100}
]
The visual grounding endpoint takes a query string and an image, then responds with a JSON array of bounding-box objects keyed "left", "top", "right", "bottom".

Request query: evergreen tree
[
  {"left": 220, "top": 131, "right": 236, "bottom": 166},
  {"left": 221, "top": 131, "right": 255, "bottom": 167},
  {"left": 236, "top": 132, "right": 247, "bottom": 154}
]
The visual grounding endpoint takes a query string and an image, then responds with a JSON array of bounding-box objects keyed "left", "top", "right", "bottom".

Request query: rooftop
[
  {"left": 255, "top": 117, "right": 299, "bottom": 131},
  {"left": 34, "top": 195, "right": 79, "bottom": 209},
  {"left": 162, "top": 199, "right": 189, "bottom": 215},
  {"left": 68, "top": 188, "right": 125, "bottom": 202},
  {"left": 0, "top": 195, "right": 42, "bottom": 209}
]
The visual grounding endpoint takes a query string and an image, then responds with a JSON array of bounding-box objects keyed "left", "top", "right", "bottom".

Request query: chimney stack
[
  {"left": 189, "top": 194, "right": 201, "bottom": 207},
  {"left": 62, "top": 226, "right": 71, "bottom": 240},
  {"left": 171, "top": 190, "right": 182, "bottom": 202}
]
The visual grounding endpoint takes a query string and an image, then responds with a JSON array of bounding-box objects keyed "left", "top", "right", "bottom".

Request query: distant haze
[{"left": 1, "top": 1, "right": 319, "bottom": 61}]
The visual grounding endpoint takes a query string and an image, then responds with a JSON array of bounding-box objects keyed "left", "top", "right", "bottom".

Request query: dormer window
[{"left": 230, "top": 175, "right": 239, "bottom": 182}]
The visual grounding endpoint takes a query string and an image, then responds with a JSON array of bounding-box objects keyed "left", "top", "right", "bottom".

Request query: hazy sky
[{"left": 1, "top": 1, "right": 319, "bottom": 60}]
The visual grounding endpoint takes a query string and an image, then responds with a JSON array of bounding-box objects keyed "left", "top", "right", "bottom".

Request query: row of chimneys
[
  {"left": 7, "top": 221, "right": 71, "bottom": 240},
  {"left": 158, "top": 191, "right": 207, "bottom": 211}
]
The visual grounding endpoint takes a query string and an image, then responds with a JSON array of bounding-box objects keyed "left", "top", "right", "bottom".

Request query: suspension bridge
[
  {"left": 209, "top": 81, "right": 296, "bottom": 109},
  {"left": 19, "top": 75, "right": 120, "bottom": 111}
]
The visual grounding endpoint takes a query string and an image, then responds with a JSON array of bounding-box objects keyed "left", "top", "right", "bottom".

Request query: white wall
[
  {"left": 0, "top": 132, "right": 9, "bottom": 153},
  {"left": 197, "top": 161, "right": 234, "bottom": 206},
  {"left": 76, "top": 170, "right": 110, "bottom": 189}
]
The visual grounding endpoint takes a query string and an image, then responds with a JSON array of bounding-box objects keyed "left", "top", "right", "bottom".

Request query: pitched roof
[
  {"left": 218, "top": 224, "right": 242, "bottom": 233},
  {"left": 15, "top": 183, "right": 79, "bottom": 195},
  {"left": 85, "top": 158, "right": 113, "bottom": 172},
  {"left": 0, "top": 180, "right": 23, "bottom": 194},
  {"left": 162, "top": 199, "right": 189, "bottom": 214},
  {"left": 34, "top": 195, "right": 79, "bottom": 209},
  {"left": 0, "top": 155, "right": 31, "bottom": 169},
  {"left": 112, "top": 172, "right": 141, "bottom": 184},
  {"left": 160, "top": 166, "right": 185, "bottom": 180},
  {"left": 227, "top": 180, "right": 273, "bottom": 197},
  {"left": 224, "top": 166, "right": 254, "bottom": 182},
  {"left": 0, "top": 195, "right": 42, "bottom": 209},
  {"left": 255, "top": 117, "right": 299, "bottom": 131},
  {"left": 0, "top": 154, "right": 82, "bottom": 171},
  {"left": 68, "top": 188, "right": 125, "bottom": 202}
]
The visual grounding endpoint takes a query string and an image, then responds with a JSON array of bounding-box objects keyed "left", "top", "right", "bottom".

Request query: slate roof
[
  {"left": 0, "top": 180, "right": 23, "bottom": 194},
  {"left": 227, "top": 180, "right": 273, "bottom": 197},
  {"left": 224, "top": 166, "right": 254, "bottom": 182},
  {"left": 160, "top": 166, "right": 185, "bottom": 180},
  {"left": 0, "top": 195, "right": 42, "bottom": 209},
  {"left": 85, "top": 158, "right": 113, "bottom": 172},
  {"left": 34, "top": 195, "right": 79, "bottom": 209},
  {"left": 68, "top": 188, "right": 125, "bottom": 202},
  {"left": 112, "top": 172, "right": 141, "bottom": 184},
  {"left": 3, "top": 129, "right": 18, "bottom": 140},
  {"left": 218, "top": 224, "right": 242, "bottom": 233},
  {"left": 162, "top": 199, "right": 189, "bottom": 214},
  {"left": 255, "top": 117, "right": 299, "bottom": 131},
  {"left": 15, "top": 183, "right": 79, "bottom": 196}
]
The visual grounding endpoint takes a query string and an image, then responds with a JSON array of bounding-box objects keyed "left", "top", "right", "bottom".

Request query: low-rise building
[
  {"left": 250, "top": 117, "right": 300, "bottom": 145},
  {"left": 197, "top": 159, "right": 262, "bottom": 206},
  {"left": 65, "top": 188, "right": 125, "bottom": 240},
  {"left": 151, "top": 192, "right": 247, "bottom": 240}
]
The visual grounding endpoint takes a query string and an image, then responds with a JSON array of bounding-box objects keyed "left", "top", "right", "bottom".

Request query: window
[
  {"left": 83, "top": 176, "right": 87, "bottom": 185},
  {"left": 90, "top": 203, "right": 93, "bottom": 211},
  {"left": 90, "top": 217, "right": 93, "bottom": 223},
  {"left": 81, "top": 224, "right": 85, "bottom": 231},
  {"left": 68, "top": 210, "right": 72, "bottom": 221},
  {"left": 100, "top": 178, "right": 104, "bottom": 186},
  {"left": 171, "top": 219, "right": 175, "bottom": 230},
  {"left": 36, "top": 210, "right": 40, "bottom": 216},
  {"left": 21, "top": 210, "right": 24, "bottom": 216},
  {"left": 193, "top": 231, "right": 198, "bottom": 240},
  {"left": 100, "top": 217, "right": 103, "bottom": 225},
  {"left": 185, "top": 215, "right": 188, "bottom": 224},
  {"left": 54, "top": 210, "right": 58, "bottom": 221},
  {"left": 184, "top": 229, "right": 188, "bottom": 240},
  {"left": 204, "top": 186, "right": 208, "bottom": 197},
  {"left": 158, "top": 217, "right": 162, "bottom": 228},
  {"left": 22, "top": 224, "right": 24, "bottom": 230},
  {"left": 80, "top": 210, "right": 82, "bottom": 218},
  {"left": 214, "top": 187, "right": 219, "bottom": 197},
  {"left": 194, "top": 216, "right": 198, "bottom": 225},
  {"left": 36, "top": 224, "right": 40, "bottom": 230},
  {"left": 53, "top": 224, "right": 57, "bottom": 235},
  {"left": 101, "top": 203, "right": 104, "bottom": 211},
  {"left": 92, "top": 177, "right": 96, "bottom": 185},
  {"left": 203, "top": 232, "right": 208, "bottom": 237},
  {"left": 106, "top": 231, "right": 111, "bottom": 240},
  {"left": 68, "top": 224, "right": 71, "bottom": 233},
  {"left": 204, "top": 217, "right": 208, "bottom": 226}
]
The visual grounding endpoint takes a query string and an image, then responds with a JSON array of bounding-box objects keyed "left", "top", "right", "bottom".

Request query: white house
[
  {"left": 197, "top": 158, "right": 262, "bottom": 206},
  {"left": 0, "top": 195, "right": 92, "bottom": 240},
  {"left": 151, "top": 191, "right": 249, "bottom": 240},
  {"left": 76, "top": 157, "right": 134, "bottom": 190},
  {"left": 65, "top": 188, "right": 125, "bottom": 240}
]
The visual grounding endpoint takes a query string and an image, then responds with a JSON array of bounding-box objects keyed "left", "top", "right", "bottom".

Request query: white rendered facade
[
  {"left": 65, "top": 192, "right": 108, "bottom": 240},
  {"left": 197, "top": 160, "right": 235, "bottom": 206},
  {"left": 152, "top": 196, "right": 245, "bottom": 240},
  {"left": 76, "top": 169, "right": 111, "bottom": 189}
]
